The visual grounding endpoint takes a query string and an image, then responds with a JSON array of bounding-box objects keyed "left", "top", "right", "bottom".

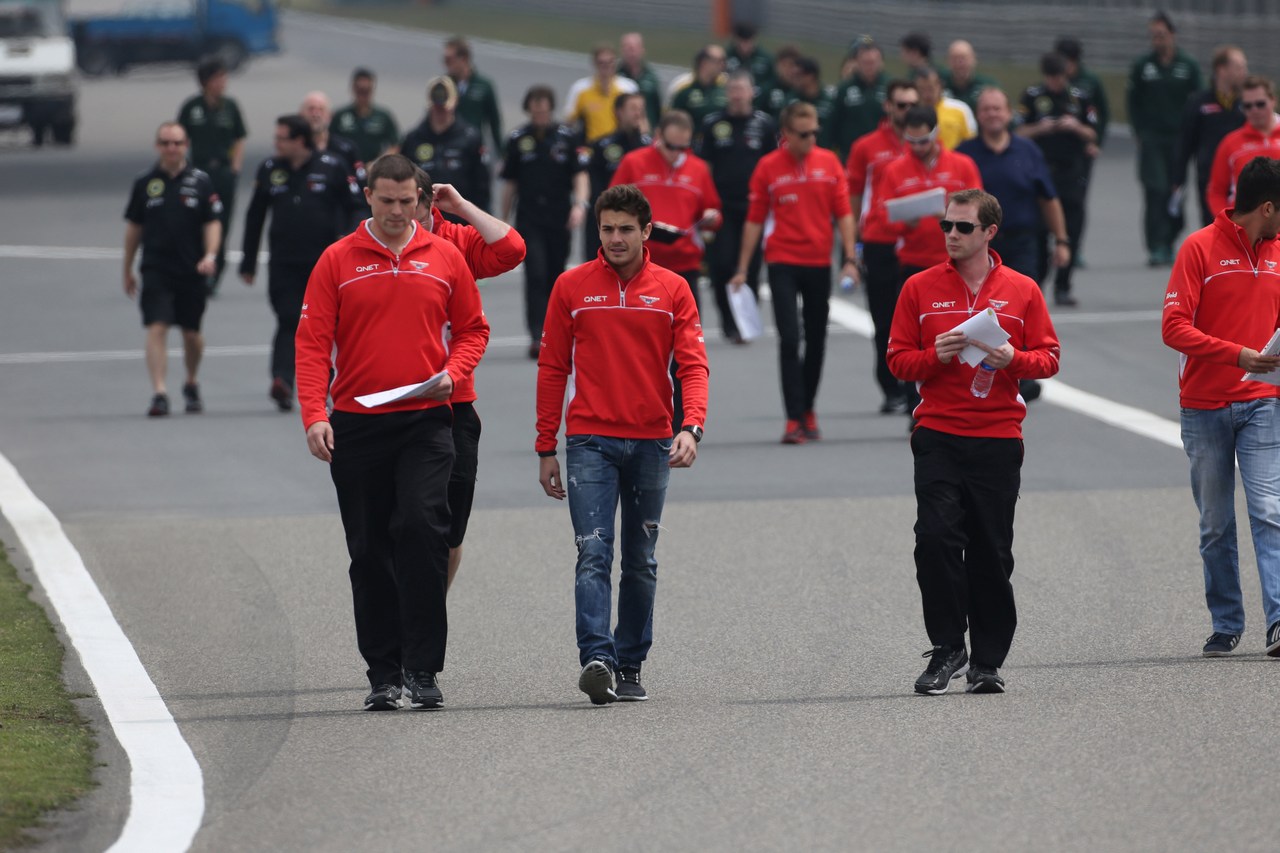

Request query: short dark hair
[
  {"left": 658, "top": 110, "right": 693, "bottom": 135},
  {"left": 848, "top": 34, "right": 879, "bottom": 59},
  {"left": 775, "top": 44, "right": 801, "bottom": 64},
  {"left": 1234, "top": 157, "right": 1280, "bottom": 213},
  {"left": 613, "top": 91, "right": 643, "bottom": 114},
  {"left": 900, "top": 32, "right": 932, "bottom": 58},
  {"left": 196, "top": 57, "right": 226, "bottom": 86},
  {"left": 445, "top": 36, "right": 471, "bottom": 60},
  {"left": 732, "top": 22, "right": 757, "bottom": 42},
  {"left": 367, "top": 153, "right": 419, "bottom": 187},
  {"left": 1053, "top": 37, "right": 1082, "bottom": 63},
  {"left": 351, "top": 67, "right": 375, "bottom": 84},
  {"left": 595, "top": 183, "right": 651, "bottom": 228},
  {"left": 523, "top": 84, "right": 556, "bottom": 112},
  {"left": 592, "top": 43, "right": 615, "bottom": 62},
  {"left": 1151, "top": 10, "right": 1175, "bottom": 33},
  {"left": 276, "top": 114, "right": 314, "bottom": 149},
  {"left": 1041, "top": 52, "right": 1068, "bottom": 78},
  {"left": 1242, "top": 75, "right": 1275, "bottom": 99},
  {"left": 794, "top": 56, "right": 820, "bottom": 79},
  {"left": 886, "top": 79, "right": 917, "bottom": 101},
  {"left": 412, "top": 165, "right": 434, "bottom": 206},
  {"left": 949, "top": 188, "right": 1003, "bottom": 229},
  {"left": 902, "top": 105, "right": 938, "bottom": 132},
  {"left": 1212, "top": 45, "right": 1243, "bottom": 72}
]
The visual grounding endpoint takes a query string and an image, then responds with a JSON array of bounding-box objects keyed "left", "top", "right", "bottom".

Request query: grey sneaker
[
  {"left": 363, "top": 683, "right": 402, "bottom": 711},
  {"left": 1266, "top": 622, "right": 1280, "bottom": 658},
  {"left": 1202, "top": 632, "right": 1241, "bottom": 657},
  {"left": 578, "top": 659, "right": 617, "bottom": 705},
  {"left": 965, "top": 664, "right": 1006, "bottom": 694},
  {"left": 615, "top": 666, "right": 648, "bottom": 702},
  {"left": 403, "top": 670, "right": 443, "bottom": 710},
  {"left": 914, "top": 645, "right": 968, "bottom": 695}
]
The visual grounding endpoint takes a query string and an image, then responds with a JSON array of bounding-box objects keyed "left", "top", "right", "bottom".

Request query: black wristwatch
[{"left": 681, "top": 425, "right": 703, "bottom": 443}]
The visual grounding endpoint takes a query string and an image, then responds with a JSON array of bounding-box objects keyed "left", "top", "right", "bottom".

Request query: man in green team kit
[
  {"left": 444, "top": 36, "right": 503, "bottom": 153},
  {"left": 1127, "top": 11, "right": 1201, "bottom": 266},
  {"left": 330, "top": 68, "right": 401, "bottom": 164}
]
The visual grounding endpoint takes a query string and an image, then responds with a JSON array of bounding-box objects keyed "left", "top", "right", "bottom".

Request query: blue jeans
[
  {"left": 1181, "top": 399, "right": 1280, "bottom": 633},
  {"left": 566, "top": 435, "right": 672, "bottom": 668}
]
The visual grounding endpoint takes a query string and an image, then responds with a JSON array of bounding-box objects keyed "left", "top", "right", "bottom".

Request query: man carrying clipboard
[{"left": 1162, "top": 156, "right": 1280, "bottom": 659}]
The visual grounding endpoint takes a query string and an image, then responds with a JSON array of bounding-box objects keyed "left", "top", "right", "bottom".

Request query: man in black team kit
[
  {"left": 123, "top": 122, "right": 222, "bottom": 417},
  {"left": 401, "top": 76, "right": 490, "bottom": 217},
  {"left": 239, "top": 115, "right": 361, "bottom": 411},
  {"left": 697, "top": 69, "right": 776, "bottom": 343},
  {"left": 584, "top": 92, "right": 650, "bottom": 261}
]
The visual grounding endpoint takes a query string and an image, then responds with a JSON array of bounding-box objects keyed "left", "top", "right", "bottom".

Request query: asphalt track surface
[{"left": 2, "top": 12, "right": 1276, "bottom": 853}]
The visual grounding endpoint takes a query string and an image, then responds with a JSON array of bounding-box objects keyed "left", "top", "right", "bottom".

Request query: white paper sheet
[
  {"left": 885, "top": 187, "right": 947, "bottom": 223},
  {"left": 354, "top": 371, "right": 449, "bottom": 408},
  {"left": 948, "top": 308, "right": 1010, "bottom": 367},
  {"left": 1242, "top": 328, "right": 1280, "bottom": 384},
  {"left": 728, "top": 285, "right": 764, "bottom": 341}
]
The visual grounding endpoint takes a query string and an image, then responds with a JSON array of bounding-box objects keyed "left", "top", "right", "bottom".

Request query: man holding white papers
[
  {"left": 1161, "top": 156, "right": 1280, "bottom": 659},
  {"left": 887, "top": 189, "right": 1060, "bottom": 695},
  {"left": 295, "top": 154, "right": 490, "bottom": 712}
]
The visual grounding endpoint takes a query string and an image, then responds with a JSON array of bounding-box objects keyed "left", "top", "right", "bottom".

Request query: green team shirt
[
  {"left": 177, "top": 93, "right": 246, "bottom": 172},
  {"left": 671, "top": 82, "right": 729, "bottom": 131},
  {"left": 619, "top": 62, "right": 663, "bottom": 130},
  {"left": 1070, "top": 66, "right": 1110, "bottom": 145},
  {"left": 941, "top": 71, "right": 999, "bottom": 113},
  {"left": 725, "top": 44, "right": 777, "bottom": 111},
  {"left": 454, "top": 71, "right": 503, "bottom": 151},
  {"left": 1127, "top": 48, "right": 1201, "bottom": 138},
  {"left": 829, "top": 71, "right": 888, "bottom": 158},
  {"left": 330, "top": 104, "right": 400, "bottom": 164}
]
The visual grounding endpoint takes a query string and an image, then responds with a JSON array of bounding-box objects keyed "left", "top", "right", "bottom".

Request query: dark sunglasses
[
  {"left": 893, "top": 101, "right": 917, "bottom": 109},
  {"left": 939, "top": 219, "right": 979, "bottom": 235},
  {"left": 156, "top": 139, "right": 186, "bottom": 146},
  {"left": 791, "top": 129, "right": 821, "bottom": 140},
  {"left": 1242, "top": 100, "right": 1271, "bottom": 111},
  {"left": 662, "top": 140, "right": 690, "bottom": 151}
]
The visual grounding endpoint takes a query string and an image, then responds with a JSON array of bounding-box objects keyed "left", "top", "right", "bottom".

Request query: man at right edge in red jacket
[
  {"left": 537, "top": 183, "right": 709, "bottom": 705},
  {"left": 888, "top": 188, "right": 1060, "bottom": 696},
  {"left": 1162, "top": 156, "right": 1280, "bottom": 660}
]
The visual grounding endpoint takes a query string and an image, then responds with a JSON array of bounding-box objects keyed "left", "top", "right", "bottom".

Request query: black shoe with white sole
[
  {"left": 615, "top": 666, "right": 648, "bottom": 701},
  {"left": 965, "top": 664, "right": 1006, "bottom": 694},
  {"left": 578, "top": 659, "right": 617, "bottom": 705},
  {"left": 403, "top": 670, "right": 443, "bottom": 710},
  {"left": 363, "top": 683, "right": 402, "bottom": 711},
  {"left": 914, "top": 645, "right": 968, "bottom": 695},
  {"left": 1266, "top": 622, "right": 1280, "bottom": 658},
  {"left": 1202, "top": 632, "right": 1241, "bottom": 657}
]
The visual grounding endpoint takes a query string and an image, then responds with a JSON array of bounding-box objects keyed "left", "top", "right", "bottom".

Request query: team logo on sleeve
[
  {"left": 146, "top": 179, "right": 164, "bottom": 198},
  {"left": 416, "top": 143, "right": 435, "bottom": 162}
]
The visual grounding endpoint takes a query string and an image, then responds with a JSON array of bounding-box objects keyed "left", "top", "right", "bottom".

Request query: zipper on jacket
[{"left": 1233, "top": 227, "right": 1260, "bottom": 277}]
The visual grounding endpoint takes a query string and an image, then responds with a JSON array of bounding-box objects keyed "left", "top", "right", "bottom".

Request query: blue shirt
[{"left": 956, "top": 135, "right": 1057, "bottom": 232}]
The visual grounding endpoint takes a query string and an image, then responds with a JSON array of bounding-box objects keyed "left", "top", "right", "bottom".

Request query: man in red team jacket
[
  {"left": 732, "top": 100, "right": 858, "bottom": 444},
  {"left": 1162, "top": 156, "right": 1280, "bottom": 659},
  {"left": 296, "top": 154, "right": 490, "bottom": 712},
  {"left": 887, "top": 189, "right": 1060, "bottom": 696},
  {"left": 536, "top": 184, "right": 709, "bottom": 705},
  {"left": 413, "top": 169, "right": 527, "bottom": 594},
  {"left": 1205, "top": 75, "right": 1280, "bottom": 216}
]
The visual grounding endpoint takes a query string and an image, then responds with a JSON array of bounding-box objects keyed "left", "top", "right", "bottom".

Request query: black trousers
[
  {"left": 670, "top": 269, "right": 701, "bottom": 433},
  {"left": 519, "top": 217, "right": 571, "bottom": 342},
  {"left": 268, "top": 261, "right": 310, "bottom": 386},
  {"left": 329, "top": 408, "right": 454, "bottom": 686},
  {"left": 768, "top": 263, "right": 830, "bottom": 420},
  {"left": 708, "top": 208, "right": 762, "bottom": 339},
  {"left": 445, "top": 401, "right": 481, "bottom": 550},
  {"left": 911, "top": 427, "right": 1023, "bottom": 668},
  {"left": 863, "top": 241, "right": 905, "bottom": 402}
]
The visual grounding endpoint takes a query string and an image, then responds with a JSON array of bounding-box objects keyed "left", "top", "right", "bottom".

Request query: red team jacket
[
  {"left": 535, "top": 249, "right": 709, "bottom": 451},
  {"left": 845, "top": 120, "right": 907, "bottom": 244},
  {"left": 430, "top": 206, "right": 527, "bottom": 403},
  {"left": 610, "top": 145, "right": 722, "bottom": 273},
  {"left": 1162, "top": 210, "right": 1280, "bottom": 409},
  {"left": 746, "top": 143, "right": 852, "bottom": 266},
  {"left": 874, "top": 147, "right": 983, "bottom": 268},
  {"left": 887, "top": 251, "right": 1061, "bottom": 438},
  {"left": 1205, "top": 124, "right": 1280, "bottom": 217},
  {"left": 295, "top": 221, "right": 490, "bottom": 429}
]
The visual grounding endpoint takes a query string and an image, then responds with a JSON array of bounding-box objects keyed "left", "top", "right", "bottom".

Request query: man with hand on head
[{"left": 887, "top": 189, "right": 1060, "bottom": 696}]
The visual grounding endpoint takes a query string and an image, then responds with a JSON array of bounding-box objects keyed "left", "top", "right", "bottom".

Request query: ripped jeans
[{"left": 565, "top": 434, "right": 672, "bottom": 668}]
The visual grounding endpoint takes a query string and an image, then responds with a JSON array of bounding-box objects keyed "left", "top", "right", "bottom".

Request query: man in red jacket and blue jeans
[
  {"left": 536, "top": 184, "right": 709, "bottom": 705},
  {"left": 296, "top": 154, "right": 490, "bottom": 712},
  {"left": 1162, "top": 156, "right": 1280, "bottom": 659},
  {"left": 888, "top": 189, "right": 1060, "bottom": 695}
]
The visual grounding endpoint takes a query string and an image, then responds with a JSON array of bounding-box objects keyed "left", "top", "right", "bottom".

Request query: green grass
[
  {"left": 0, "top": 542, "right": 96, "bottom": 851},
  {"left": 289, "top": 1, "right": 1129, "bottom": 122}
]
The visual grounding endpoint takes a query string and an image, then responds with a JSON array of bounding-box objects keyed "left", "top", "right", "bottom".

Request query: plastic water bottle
[
  {"left": 840, "top": 274, "right": 856, "bottom": 292},
  {"left": 970, "top": 363, "right": 997, "bottom": 398}
]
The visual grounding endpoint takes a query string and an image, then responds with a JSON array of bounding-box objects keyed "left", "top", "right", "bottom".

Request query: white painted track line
[{"left": 0, "top": 453, "right": 204, "bottom": 852}]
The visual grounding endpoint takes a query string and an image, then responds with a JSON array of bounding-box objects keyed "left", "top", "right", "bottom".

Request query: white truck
[{"left": 0, "top": 0, "right": 76, "bottom": 145}]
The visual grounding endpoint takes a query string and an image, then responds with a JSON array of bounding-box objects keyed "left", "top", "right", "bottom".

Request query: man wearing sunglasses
[
  {"left": 887, "top": 189, "right": 1061, "bottom": 695},
  {"left": 849, "top": 79, "right": 918, "bottom": 415},
  {"left": 732, "top": 101, "right": 856, "bottom": 444},
  {"left": 1205, "top": 76, "right": 1280, "bottom": 219}
]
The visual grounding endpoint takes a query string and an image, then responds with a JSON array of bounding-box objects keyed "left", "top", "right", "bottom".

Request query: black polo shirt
[
  {"left": 124, "top": 164, "right": 221, "bottom": 277},
  {"left": 240, "top": 151, "right": 361, "bottom": 273},
  {"left": 696, "top": 109, "right": 778, "bottom": 213},
  {"left": 500, "top": 122, "right": 584, "bottom": 223}
]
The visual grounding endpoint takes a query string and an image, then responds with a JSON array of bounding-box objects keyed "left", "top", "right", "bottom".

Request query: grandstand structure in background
[{"left": 453, "top": 0, "right": 1280, "bottom": 76}]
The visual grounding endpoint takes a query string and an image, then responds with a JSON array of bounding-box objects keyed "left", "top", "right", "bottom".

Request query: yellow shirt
[
  {"left": 936, "top": 100, "right": 976, "bottom": 150},
  {"left": 568, "top": 76, "right": 639, "bottom": 142}
]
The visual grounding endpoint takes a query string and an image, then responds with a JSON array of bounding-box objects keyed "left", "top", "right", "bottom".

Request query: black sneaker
[
  {"left": 615, "top": 666, "right": 648, "bottom": 702},
  {"left": 965, "top": 664, "right": 1006, "bottom": 694},
  {"left": 269, "top": 377, "right": 293, "bottom": 412},
  {"left": 147, "top": 393, "right": 169, "bottom": 417},
  {"left": 1202, "top": 632, "right": 1241, "bottom": 657},
  {"left": 914, "top": 645, "right": 968, "bottom": 695},
  {"left": 363, "top": 683, "right": 402, "bottom": 711},
  {"left": 182, "top": 382, "right": 203, "bottom": 414},
  {"left": 403, "top": 670, "right": 443, "bottom": 710},
  {"left": 1266, "top": 622, "right": 1280, "bottom": 658},
  {"left": 578, "top": 659, "right": 617, "bottom": 705}
]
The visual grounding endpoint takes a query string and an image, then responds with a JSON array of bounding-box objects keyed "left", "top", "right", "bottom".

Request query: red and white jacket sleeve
[
  {"left": 442, "top": 257, "right": 490, "bottom": 386},
  {"left": 1006, "top": 287, "right": 1061, "bottom": 380},
  {"left": 1162, "top": 238, "right": 1241, "bottom": 365},
  {"left": 1205, "top": 140, "right": 1233, "bottom": 218},
  {"left": 435, "top": 211, "right": 528, "bottom": 278},
  {"left": 885, "top": 275, "right": 944, "bottom": 383},
  {"left": 535, "top": 273, "right": 574, "bottom": 453},
  {"left": 672, "top": 280, "right": 710, "bottom": 428},
  {"left": 295, "top": 249, "right": 340, "bottom": 430}
]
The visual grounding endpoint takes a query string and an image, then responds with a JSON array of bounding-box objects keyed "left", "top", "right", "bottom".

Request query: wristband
[
  {"left": 843, "top": 257, "right": 856, "bottom": 266},
  {"left": 537, "top": 450, "right": 557, "bottom": 458}
]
